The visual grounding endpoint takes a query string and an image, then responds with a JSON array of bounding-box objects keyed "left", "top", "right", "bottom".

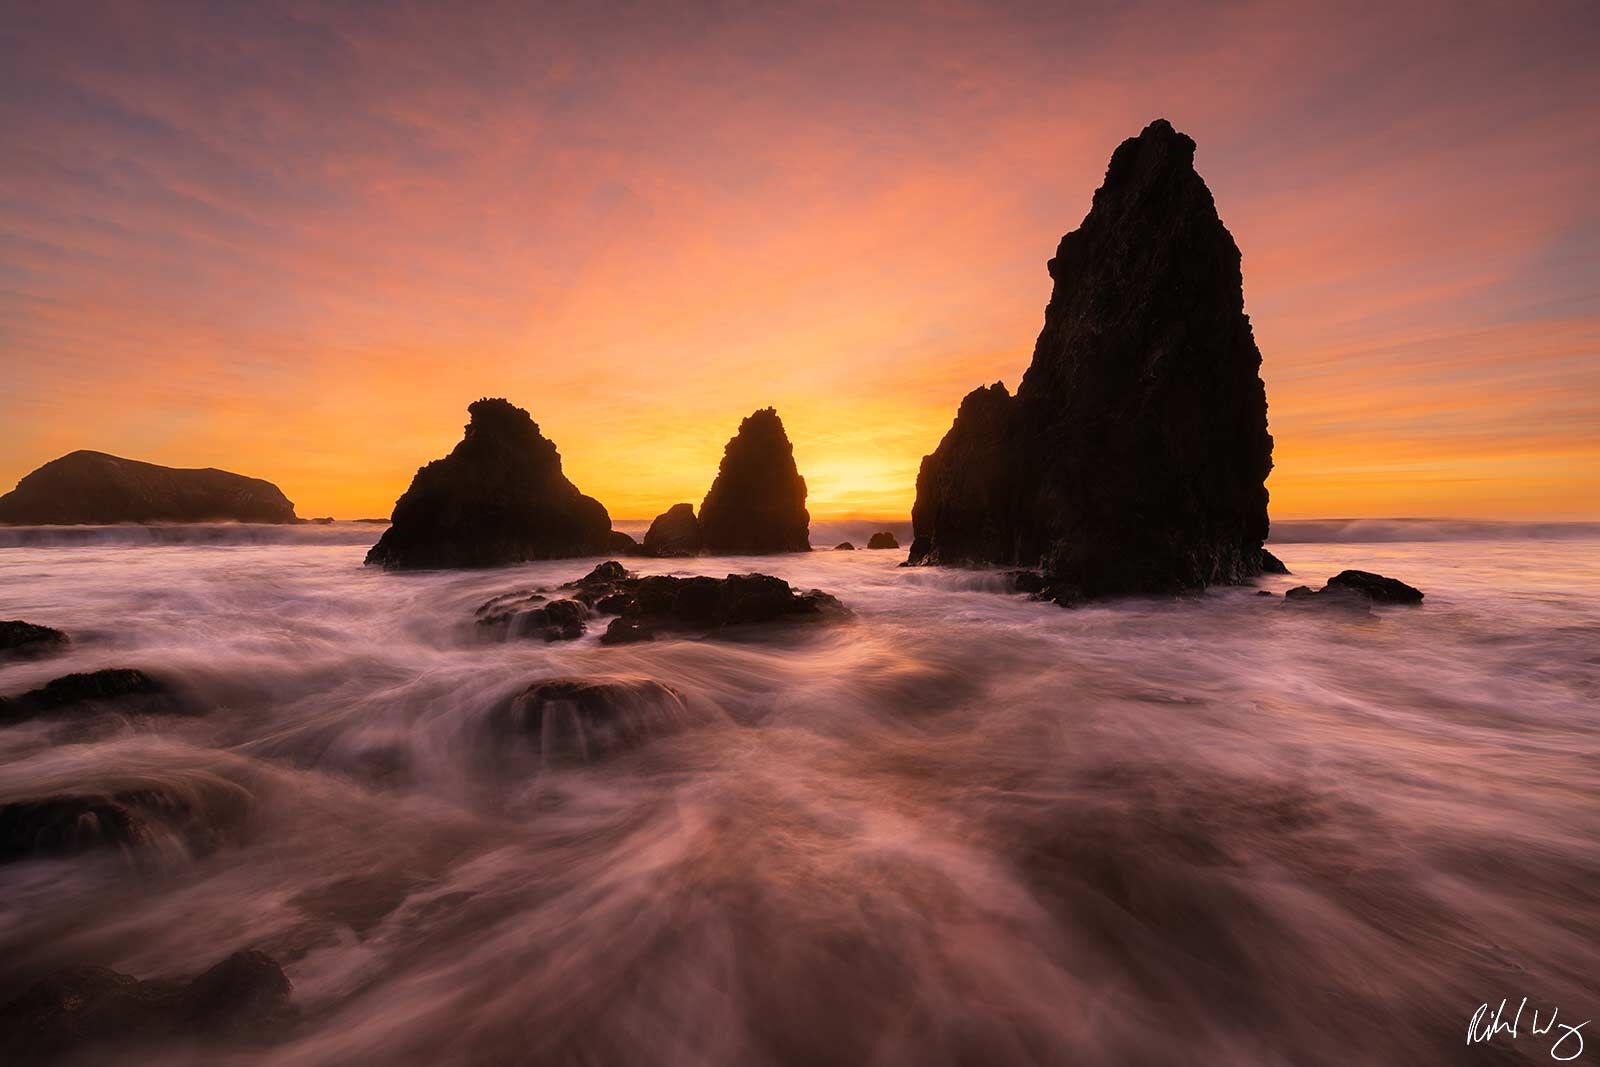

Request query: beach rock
[
  {"left": 643, "top": 503, "right": 703, "bottom": 557},
  {"left": 907, "top": 120, "right": 1274, "bottom": 596},
  {"left": 365, "top": 398, "right": 613, "bottom": 569},
  {"left": 1283, "top": 584, "right": 1373, "bottom": 614},
  {"left": 866, "top": 531, "right": 899, "bottom": 550},
  {"left": 0, "top": 669, "right": 192, "bottom": 726},
  {"left": 475, "top": 595, "right": 588, "bottom": 642},
  {"left": 0, "top": 620, "right": 68, "bottom": 661},
  {"left": 0, "top": 783, "right": 249, "bottom": 864},
  {"left": 698, "top": 408, "right": 811, "bottom": 554},
  {"left": 0, "top": 451, "right": 297, "bottom": 525},
  {"left": 1326, "top": 570, "right": 1423, "bottom": 604},
  {"left": 0, "top": 950, "right": 294, "bottom": 1060},
  {"left": 834, "top": 542, "right": 855, "bottom": 551},
  {"left": 1261, "top": 549, "right": 1290, "bottom": 575},
  {"left": 495, "top": 563, "right": 847, "bottom": 643},
  {"left": 491, "top": 678, "right": 691, "bottom": 763}
]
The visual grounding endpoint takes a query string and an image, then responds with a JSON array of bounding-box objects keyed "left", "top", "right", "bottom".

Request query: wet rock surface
[
  {"left": 643, "top": 503, "right": 703, "bottom": 557},
  {"left": 0, "top": 950, "right": 295, "bottom": 1062},
  {"left": 490, "top": 677, "right": 691, "bottom": 763},
  {"left": 1285, "top": 570, "right": 1423, "bottom": 610},
  {"left": 908, "top": 120, "right": 1274, "bottom": 596},
  {"left": 698, "top": 408, "right": 811, "bottom": 554},
  {"left": 478, "top": 562, "right": 847, "bottom": 645},
  {"left": 0, "top": 669, "right": 192, "bottom": 726},
  {"left": 0, "top": 782, "right": 250, "bottom": 865},
  {"left": 0, "top": 451, "right": 297, "bottom": 525},
  {"left": 0, "top": 621, "right": 68, "bottom": 661},
  {"left": 366, "top": 398, "right": 614, "bottom": 569}
]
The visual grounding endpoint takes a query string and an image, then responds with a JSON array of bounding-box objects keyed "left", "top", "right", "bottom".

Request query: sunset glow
[{"left": 2, "top": 1, "right": 1596, "bottom": 519}]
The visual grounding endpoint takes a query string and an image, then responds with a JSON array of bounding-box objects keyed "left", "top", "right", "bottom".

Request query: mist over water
[{"left": 1, "top": 526, "right": 1596, "bottom": 1065}]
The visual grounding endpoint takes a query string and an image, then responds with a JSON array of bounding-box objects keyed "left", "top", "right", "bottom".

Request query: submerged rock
[
  {"left": 365, "top": 398, "right": 613, "bottom": 569},
  {"left": 0, "top": 451, "right": 298, "bottom": 525},
  {"left": 0, "top": 620, "right": 68, "bottom": 661},
  {"left": 908, "top": 120, "right": 1274, "bottom": 596},
  {"left": 486, "top": 562, "right": 847, "bottom": 645},
  {"left": 643, "top": 503, "right": 703, "bottom": 557},
  {"left": 474, "top": 595, "right": 588, "bottom": 642},
  {"left": 866, "top": 531, "right": 899, "bottom": 550},
  {"left": 698, "top": 408, "right": 811, "bottom": 554},
  {"left": 491, "top": 677, "right": 691, "bottom": 763},
  {"left": 0, "top": 783, "right": 249, "bottom": 864},
  {"left": 0, "top": 950, "right": 294, "bottom": 1061},
  {"left": 1284, "top": 570, "right": 1423, "bottom": 610},
  {"left": 1326, "top": 569, "right": 1424, "bottom": 604},
  {"left": 0, "top": 669, "right": 192, "bottom": 726}
]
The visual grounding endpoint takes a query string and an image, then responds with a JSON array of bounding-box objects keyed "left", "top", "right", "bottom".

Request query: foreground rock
[
  {"left": 698, "top": 408, "right": 811, "bottom": 553},
  {"left": 491, "top": 678, "right": 691, "bottom": 763},
  {"left": 0, "top": 451, "right": 297, "bottom": 525},
  {"left": 366, "top": 398, "right": 614, "bottom": 569},
  {"left": 1285, "top": 570, "right": 1423, "bottom": 612},
  {"left": 0, "top": 669, "right": 192, "bottom": 726},
  {"left": 0, "top": 621, "right": 68, "bottom": 661},
  {"left": 0, "top": 950, "right": 294, "bottom": 1061},
  {"left": 907, "top": 120, "right": 1274, "bottom": 597},
  {"left": 866, "top": 531, "right": 899, "bottom": 550},
  {"left": 643, "top": 503, "right": 703, "bottom": 556},
  {"left": 0, "top": 781, "right": 249, "bottom": 865},
  {"left": 477, "top": 562, "right": 847, "bottom": 646}
]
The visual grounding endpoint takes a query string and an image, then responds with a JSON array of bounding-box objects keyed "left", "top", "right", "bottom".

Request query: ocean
[{"left": 1, "top": 521, "right": 1596, "bottom": 1065}]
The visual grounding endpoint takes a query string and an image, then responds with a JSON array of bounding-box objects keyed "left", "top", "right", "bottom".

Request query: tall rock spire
[
  {"left": 698, "top": 408, "right": 811, "bottom": 554},
  {"left": 908, "top": 119, "right": 1273, "bottom": 596}
]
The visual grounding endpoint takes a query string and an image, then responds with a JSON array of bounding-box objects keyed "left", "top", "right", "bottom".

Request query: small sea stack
[
  {"left": 643, "top": 503, "right": 703, "bottom": 557},
  {"left": 867, "top": 531, "right": 899, "bottom": 550},
  {"left": 907, "top": 119, "right": 1274, "bottom": 598},
  {"left": 365, "top": 398, "right": 614, "bottom": 569},
  {"left": 0, "top": 451, "right": 297, "bottom": 525},
  {"left": 698, "top": 408, "right": 811, "bottom": 554}
]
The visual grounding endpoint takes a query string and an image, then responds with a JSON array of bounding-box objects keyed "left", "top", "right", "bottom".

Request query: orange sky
[{"left": 2, "top": 1, "right": 1596, "bottom": 520}]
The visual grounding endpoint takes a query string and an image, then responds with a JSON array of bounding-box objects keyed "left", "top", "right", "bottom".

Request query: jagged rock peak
[
  {"left": 698, "top": 408, "right": 810, "bottom": 554},
  {"left": 907, "top": 119, "right": 1273, "bottom": 596},
  {"left": 365, "top": 397, "right": 613, "bottom": 569}
]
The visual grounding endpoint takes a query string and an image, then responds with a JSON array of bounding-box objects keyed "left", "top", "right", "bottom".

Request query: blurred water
[{"left": 0, "top": 525, "right": 1596, "bottom": 1065}]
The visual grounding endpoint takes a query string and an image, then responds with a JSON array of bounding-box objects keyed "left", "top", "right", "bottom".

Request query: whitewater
[{"left": 0, "top": 521, "right": 1596, "bottom": 1065}]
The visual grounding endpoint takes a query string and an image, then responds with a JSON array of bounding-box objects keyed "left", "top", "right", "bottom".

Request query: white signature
[{"left": 1470, "top": 997, "right": 1588, "bottom": 1061}]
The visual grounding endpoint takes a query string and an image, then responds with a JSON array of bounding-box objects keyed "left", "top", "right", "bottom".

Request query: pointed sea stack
[
  {"left": 698, "top": 408, "right": 811, "bottom": 554},
  {"left": 908, "top": 119, "right": 1273, "bottom": 596},
  {"left": 365, "top": 399, "right": 613, "bottom": 569},
  {"left": 0, "top": 451, "right": 296, "bottom": 525}
]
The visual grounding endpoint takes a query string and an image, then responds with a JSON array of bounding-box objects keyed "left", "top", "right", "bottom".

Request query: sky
[{"left": 1, "top": 0, "right": 1596, "bottom": 520}]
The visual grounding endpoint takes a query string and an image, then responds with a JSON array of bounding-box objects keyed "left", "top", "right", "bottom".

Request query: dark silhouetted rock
[
  {"left": 0, "top": 620, "right": 68, "bottom": 661},
  {"left": 1326, "top": 569, "right": 1423, "bottom": 604},
  {"left": 487, "top": 562, "right": 846, "bottom": 644},
  {"left": 491, "top": 678, "right": 691, "bottom": 763},
  {"left": 0, "top": 451, "right": 297, "bottom": 525},
  {"left": 866, "top": 531, "right": 899, "bottom": 550},
  {"left": 1010, "top": 570, "right": 1048, "bottom": 595},
  {"left": 906, "top": 382, "right": 1020, "bottom": 567},
  {"left": 908, "top": 120, "right": 1274, "bottom": 596},
  {"left": 607, "top": 529, "right": 643, "bottom": 555},
  {"left": 643, "top": 503, "right": 703, "bottom": 556},
  {"left": 0, "top": 950, "right": 294, "bottom": 1061},
  {"left": 698, "top": 409, "right": 810, "bottom": 554},
  {"left": 365, "top": 398, "right": 613, "bottom": 569},
  {"left": 1283, "top": 570, "right": 1422, "bottom": 610},
  {"left": 1261, "top": 549, "right": 1290, "bottom": 574},
  {"left": 0, "top": 669, "right": 193, "bottom": 727},
  {"left": 474, "top": 595, "right": 588, "bottom": 642},
  {"left": 0, "top": 782, "right": 250, "bottom": 865},
  {"left": 833, "top": 542, "right": 855, "bottom": 551}
]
